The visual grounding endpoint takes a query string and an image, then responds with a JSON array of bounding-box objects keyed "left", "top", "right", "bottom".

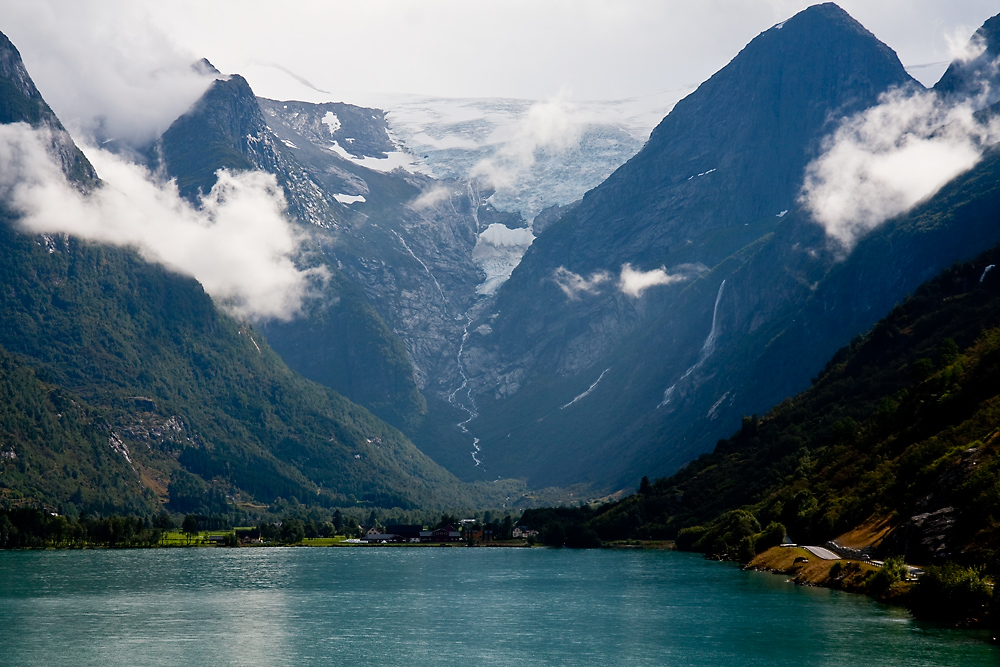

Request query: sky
[{"left": 0, "top": 0, "right": 996, "bottom": 127}]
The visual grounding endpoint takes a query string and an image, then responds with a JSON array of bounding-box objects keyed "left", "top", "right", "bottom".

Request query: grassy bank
[{"left": 747, "top": 546, "right": 884, "bottom": 594}]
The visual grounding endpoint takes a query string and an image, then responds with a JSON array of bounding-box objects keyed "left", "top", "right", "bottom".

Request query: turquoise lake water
[{"left": 0, "top": 547, "right": 995, "bottom": 666}]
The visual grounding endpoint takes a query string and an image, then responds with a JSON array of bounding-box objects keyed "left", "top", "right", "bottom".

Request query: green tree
[
  {"left": 182, "top": 514, "right": 199, "bottom": 545},
  {"left": 937, "top": 337, "right": 960, "bottom": 367},
  {"left": 639, "top": 475, "right": 651, "bottom": 495},
  {"left": 280, "top": 518, "right": 305, "bottom": 544},
  {"left": 754, "top": 521, "right": 786, "bottom": 554},
  {"left": 501, "top": 515, "right": 513, "bottom": 540},
  {"left": 868, "top": 556, "right": 908, "bottom": 595},
  {"left": 0, "top": 514, "right": 16, "bottom": 549},
  {"left": 908, "top": 562, "right": 992, "bottom": 624}
]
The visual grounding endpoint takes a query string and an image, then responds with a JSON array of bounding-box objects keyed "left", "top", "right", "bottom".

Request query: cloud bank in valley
[
  {"left": 801, "top": 87, "right": 1000, "bottom": 249},
  {"left": 0, "top": 123, "right": 322, "bottom": 321}
]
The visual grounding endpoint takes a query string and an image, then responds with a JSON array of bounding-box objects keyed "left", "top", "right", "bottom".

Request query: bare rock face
[
  {"left": 883, "top": 507, "right": 958, "bottom": 563},
  {"left": 153, "top": 80, "right": 519, "bottom": 435}
]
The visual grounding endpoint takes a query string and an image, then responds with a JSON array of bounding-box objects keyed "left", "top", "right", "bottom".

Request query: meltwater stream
[
  {"left": 659, "top": 279, "right": 726, "bottom": 408},
  {"left": 1, "top": 548, "right": 994, "bottom": 667},
  {"left": 448, "top": 314, "right": 481, "bottom": 466}
]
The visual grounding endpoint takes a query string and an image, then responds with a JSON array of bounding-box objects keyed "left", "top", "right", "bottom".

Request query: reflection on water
[{"left": 0, "top": 548, "right": 995, "bottom": 666}]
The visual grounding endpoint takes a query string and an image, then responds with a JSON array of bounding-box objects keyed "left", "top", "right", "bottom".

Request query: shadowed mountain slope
[{"left": 453, "top": 3, "right": 924, "bottom": 488}]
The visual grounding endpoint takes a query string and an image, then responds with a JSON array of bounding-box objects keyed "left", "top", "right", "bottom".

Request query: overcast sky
[
  {"left": 0, "top": 1, "right": 996, "bottom": 140},
  {"left": 167, "top": 0, "right": 998, "bottom": 99}
]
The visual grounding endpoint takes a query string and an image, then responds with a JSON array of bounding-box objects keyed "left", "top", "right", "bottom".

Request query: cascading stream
[
  {"left": 561, "top": 368, "right": 611, "bottom": 409},
  {"left": 448, "top": 313, "right": 482, "bottom": 466},
  {"left": 658, "top": 279, "right": 726, "bottom": 408},
  {"left": 391, "top": 229, "right": 449, "bottom": 307}
]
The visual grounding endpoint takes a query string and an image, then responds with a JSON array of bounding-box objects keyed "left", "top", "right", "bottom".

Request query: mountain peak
[
  {"left": 934, "top": 13, "right": 1000, "bottom": 107},
  {"left": 0, "top": 30, "right": 97, "bottom": 187},
  {"left": 153, "top": 73, "right": 268, "bottom": 200},
  {"left": 192, "top": 58, "right": 222, "bottom": 77},
  {"left": 0, "top": 30, "right": 41, "bottom": 106},
  {"left": 533, "top": 1, "right": 915, "bottom": 264}
]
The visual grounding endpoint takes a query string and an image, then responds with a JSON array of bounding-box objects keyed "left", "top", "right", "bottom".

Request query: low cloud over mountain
[{"left": 0, "top": 123, "right": 322, "bottom": 320}]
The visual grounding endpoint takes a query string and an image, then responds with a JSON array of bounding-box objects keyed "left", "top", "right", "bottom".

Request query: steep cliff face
[
  {"left": 525, "top": 3, "right": 913, "bottom": 274},
  {"left": 468, "top": 4, "right": 917, "bottom": 398},
  {"left": 152, "top": 75, "right": 337, "bottom": 225},
  {"left": 151, "top": 76, "right": 435, "bottom": 431},
  {"left": 256, "top": 97, "right": 488, "bottom": 396},
  {"left": 441, "top": 4, "right": 946, "bottom": 487}
]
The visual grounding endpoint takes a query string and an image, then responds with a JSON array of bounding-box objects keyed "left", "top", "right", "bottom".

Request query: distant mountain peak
[
  {"left": 935, "top": 13, "right": 1000, "bottom": 107},
  {"left": 153, "top": 73, "right": 270, "bottom": 200},
  {"left": 192, "top": 58, "right": 222, "bottom": 78},
  {"left": 0, "top": 30, "right": 97, "bottom": 187},
  {"left": 0, "top": 30, "right": 41, "bottom": 104}
]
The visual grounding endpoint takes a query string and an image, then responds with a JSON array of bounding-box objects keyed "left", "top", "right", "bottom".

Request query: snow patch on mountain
[
  {"left": 327, "top": 140, "right": 433, "bottom": 175},
  {"left": 333, "top": 193, "right": 365, "bottom": 204},
  {"left": 321, "top": 111, "right": 341, "bottom": 134}
]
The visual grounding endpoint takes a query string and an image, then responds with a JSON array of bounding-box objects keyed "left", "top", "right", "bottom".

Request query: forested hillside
[
  {"left": 0, "top": 28, "right": 498, "bottom": 516},
  {"left": 586, "top": 243, "right": 1000, "bottom": 567}
]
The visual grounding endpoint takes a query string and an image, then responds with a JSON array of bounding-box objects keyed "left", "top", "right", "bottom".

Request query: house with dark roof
[{"left": 385, "top": 525, "right": 423, "bottom": 542}]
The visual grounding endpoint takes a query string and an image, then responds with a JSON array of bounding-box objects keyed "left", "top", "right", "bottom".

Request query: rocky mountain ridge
[{"left": 441, "top": 4, "right": 1000, "bottom": 490}]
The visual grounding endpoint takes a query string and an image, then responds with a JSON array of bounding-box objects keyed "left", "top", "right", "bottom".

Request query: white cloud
[
  {"left": 552, "top": 266, "right": 611, "bottom": 300},
  {"left": 470, "top": 92, "right": 588, "bottom": 192},
  {"left": 0, "top": 123, "right": 322, "bottom": 321},
  {"left": 618, "top": 263, "right": 695, "bottom": 297},
  {"left": 0, "top": 0, "right": 216, "bottom": 147},
  {"left": 945, "top": 25, "right": 988, "bottom": 64},
  {"left": 408, "top": 184, "right": 453, "bottom": 210},
  {"left": 801, "top": 88, "right": 1000, "bottom": 249}
]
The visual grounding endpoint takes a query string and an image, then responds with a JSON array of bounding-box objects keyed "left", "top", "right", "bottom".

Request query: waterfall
[
  {"left": 658, "top": 279, "right": 726, "bottom": 408},
  {"left": 561, "top": 368, "right": 611, "bottom": 409}
]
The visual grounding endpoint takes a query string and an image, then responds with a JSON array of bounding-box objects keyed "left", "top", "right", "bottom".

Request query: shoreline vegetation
[{"left": 0, "top": 507, "right": 537, "bottom": 550}]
